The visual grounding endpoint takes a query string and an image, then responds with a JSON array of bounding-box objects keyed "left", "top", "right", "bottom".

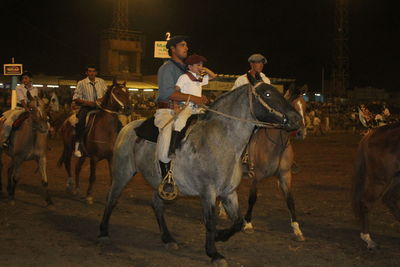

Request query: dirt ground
[{"left": 1, "top": 133, "right": 399, "bottom": 267}]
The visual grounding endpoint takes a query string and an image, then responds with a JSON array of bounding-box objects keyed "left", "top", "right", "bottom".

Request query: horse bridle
[
  {"left": 203, "top": 83, "right": 289, "bottom": 129},
  {"left": 249, "top": 82, "right": 287, "bottom": 128},
  {"left": 97, "top": 85, "right": 127, "bottom": 114}
]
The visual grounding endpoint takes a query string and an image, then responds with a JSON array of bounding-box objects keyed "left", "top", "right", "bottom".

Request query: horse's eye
[{"left": 265, "top": 93, "right": 270, "bottom": 97}]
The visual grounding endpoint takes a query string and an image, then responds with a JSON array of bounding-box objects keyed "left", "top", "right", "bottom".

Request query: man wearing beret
[
  {"left": 155, "top": 36, "right": 208, "bottom": 179},
  {"left": 232, "top": 53, "right": 271, "bottom": 89}
]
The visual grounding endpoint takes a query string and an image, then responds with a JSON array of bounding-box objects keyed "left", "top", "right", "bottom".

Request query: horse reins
[{"left": 203, "top": 83, "right": 287, "bottom": 129}]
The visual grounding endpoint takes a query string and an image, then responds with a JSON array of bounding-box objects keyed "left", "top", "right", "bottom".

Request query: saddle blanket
[{"left": 135, "top": 115, "right": 197, "bottom": 145}]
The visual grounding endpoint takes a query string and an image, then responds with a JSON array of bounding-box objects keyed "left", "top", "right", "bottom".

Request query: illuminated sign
[{"left": 4, "top": 64, "right": 23, "bottom": 75}]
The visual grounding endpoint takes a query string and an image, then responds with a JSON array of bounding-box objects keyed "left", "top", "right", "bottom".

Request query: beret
[
  {"left": 185, "top": 54, "right": 207, "bottom": 65},
  {"left": 166, "top": 35, "right": 188, "bottom": 49},
  {"left": 248, "top": 54, "right": 267, "bottom": 64}
]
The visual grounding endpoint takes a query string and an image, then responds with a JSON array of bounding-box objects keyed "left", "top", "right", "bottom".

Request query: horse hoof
[
  {"left": 98, "top": 236, "right": 111, "bottom": 246},
  {"left": 243, "top": 227, "right": 254, "bottom": 234},
  {"left": 165, "top": 242, "right": 179, "bottom": 250},
  {"left": 86, "top": 196, "right": 94, "bottom": 205},
  {"left": 242, "top": 221, "right": 254, "bottom": 234},
  {"left": 296, "top": 234, "right": 306, "bottom": 242},
  {"left": 212, "top": 258, "right": 228, "bottom": 267}
]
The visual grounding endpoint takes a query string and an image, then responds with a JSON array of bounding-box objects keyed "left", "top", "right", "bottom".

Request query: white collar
[{"left": 85, "top": 77, "right": 98, "bottom": 84}]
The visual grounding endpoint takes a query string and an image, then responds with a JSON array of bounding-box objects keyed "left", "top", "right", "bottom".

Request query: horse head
[
  {"left": 284, "top": 84, "right": 307, "bottom": 139},
  {"left": 102, "top": 79, "right": 132, "bottom": 116},
  {"left": 247, "top": 76, "right": 302, "bottom": 132},
  {"left": 29, "top": 97, "right": 49, "bottom": 134}
]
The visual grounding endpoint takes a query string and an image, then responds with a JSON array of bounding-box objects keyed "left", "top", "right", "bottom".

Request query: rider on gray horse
[{"left": 155, "top": 36, "right": 208, "bottom": 178}]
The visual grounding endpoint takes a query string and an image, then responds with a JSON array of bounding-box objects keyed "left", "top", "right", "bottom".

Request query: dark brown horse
[
  {"left": 219, "top": 85, "right": 307, "bottom": 241},
  {"left": 58, "top": 81, "right": 132, "bottom": 204},
  {"left": 0, "top": 97, "right": 51, "bottom": 205},
  {"left": 352, "top": 122, "right": 400, "bottom": 249}
]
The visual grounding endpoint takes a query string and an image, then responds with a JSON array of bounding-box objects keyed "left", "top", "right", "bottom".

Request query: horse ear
[{"left": 246, "top": 72, "right": 258, "bottom": 86}]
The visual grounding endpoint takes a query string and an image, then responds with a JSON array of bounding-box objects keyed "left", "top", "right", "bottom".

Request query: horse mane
[{"left": 203, "top": 84, "right": 248, "bottom": 120}]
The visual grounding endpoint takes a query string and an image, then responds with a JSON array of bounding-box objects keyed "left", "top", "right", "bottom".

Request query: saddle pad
[
  {"left": 12, "top": 112, "right": 30, "bottom": 129},
  {"left": 135, "top": 115, "right": 198, "bottom": 144}
]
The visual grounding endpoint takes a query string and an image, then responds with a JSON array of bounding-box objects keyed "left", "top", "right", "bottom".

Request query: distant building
[{"left": 100, "top": 0, "right": 144, "bottom": 81}]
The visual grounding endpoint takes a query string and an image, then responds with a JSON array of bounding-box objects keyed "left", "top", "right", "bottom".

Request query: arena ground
[{"left": 1, "top": 133, "right": 399, "bottom": 266}]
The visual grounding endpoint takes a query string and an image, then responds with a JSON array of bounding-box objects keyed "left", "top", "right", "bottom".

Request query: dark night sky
[{"left": 1, "top": 0, "right": 399, "bottom": 91}]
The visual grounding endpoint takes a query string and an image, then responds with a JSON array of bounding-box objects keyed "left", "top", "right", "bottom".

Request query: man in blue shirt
[{"left": 155, "top": 36, "right": 207, "bottom": 178}]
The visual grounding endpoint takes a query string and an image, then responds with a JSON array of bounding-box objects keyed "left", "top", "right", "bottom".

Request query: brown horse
[
  {"left": 0, "top": 97, "right": 51, "bottom": 205},
  {"left": 219, "top": 85, "right": 307, "bottom": 241},
  {"left": 352, "top": 123, "right": 400, "bottom": 249},
  {"left": 58, "top": 81, "right": 132, "bottom": 204}
]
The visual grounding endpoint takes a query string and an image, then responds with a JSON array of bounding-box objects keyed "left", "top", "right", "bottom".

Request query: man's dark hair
[
  {"left": 20, "top": 71, "right": 33, "bottom": 80},
  {"left": 86, "top": 64, "right": 97, "bottom": 72}
]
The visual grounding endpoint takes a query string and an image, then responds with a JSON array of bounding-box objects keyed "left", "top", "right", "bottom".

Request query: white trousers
[{"left": 154, "top": 105, "right": 199, "bottom": 163}]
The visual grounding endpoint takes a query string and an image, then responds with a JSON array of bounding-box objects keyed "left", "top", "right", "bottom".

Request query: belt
[{"left": 157, "top": 101, "right": 172, "bottom": 109}]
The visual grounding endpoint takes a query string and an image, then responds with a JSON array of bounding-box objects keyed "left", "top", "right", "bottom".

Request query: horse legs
[
  {"left": 243, "top": 179, "right": 259, "bottom": 233},
  {"left": 216, "top": 190, "right": 244, "bottom": 242},
  {"left": 7, "top": 159, "right": 23, "bottom": 203},
  {"left": 107, "top": 157, "right": 113, "bottom": 185},
  {"left": 38, "top": 156, "right": 53, "bottom": 205},
  {"left": 278, "top": 171, "right": 305, "bottom": 241},
  {"left": 151, "top": 192, "right": 178, "bottom": 249},
  {"left": 99, "top": 171, "right": 134, "bottom": 239},
  {"left": 86, "top": 157, "right": 98, "bottom": 204},
  {"left": 357, "top": 180, "right": 385, "bottom": 249},
  {"left": 64, "top": 147, "right": 73, "bottom": 193},
  {"left": 73, "top": 157, "right": 86, "bottom": 195},
  {"left": 201, "top": 190, "right": 227, "bottom": 266},
  {"left": 382, "top": 181, "right": 400, "bottom": 221}
]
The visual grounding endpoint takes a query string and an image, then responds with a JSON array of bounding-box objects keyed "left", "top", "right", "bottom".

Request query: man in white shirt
[
  {"left": 232, "top": 53, "right": 271, "bottom": 90},
  {"left": 1, "top": 71, "right": 39, "bottom": 147},
  {"left": 72, "top": 65, "right": 107, "bottom": 157}
]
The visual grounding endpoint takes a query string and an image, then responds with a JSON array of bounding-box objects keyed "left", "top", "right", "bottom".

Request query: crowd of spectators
[{"left": 1, "top": 89, "right": 399, "bottom": 134}]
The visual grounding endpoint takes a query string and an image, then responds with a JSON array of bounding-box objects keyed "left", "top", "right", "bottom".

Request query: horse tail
[{"left": 352, "top": 137, "right": 368, "bottom": 219}]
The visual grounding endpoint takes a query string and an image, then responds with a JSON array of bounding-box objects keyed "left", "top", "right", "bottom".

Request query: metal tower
[
  {"left": 111, "top": 0, "right": 129, "bottom": 31},
  {"left": 332, "top": 0, "right": 349, "bottom": 97},
  {"left": 100, "top": 0, "right": 144, "bottom": 80}
]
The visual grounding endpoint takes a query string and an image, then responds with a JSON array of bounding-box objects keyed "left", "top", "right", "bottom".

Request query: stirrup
[{"left": 158, "top": 161, "right": 178, "bottom": 201}]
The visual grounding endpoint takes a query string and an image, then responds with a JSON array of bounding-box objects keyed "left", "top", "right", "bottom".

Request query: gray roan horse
[
  {"left": 0, "top": 97, "right": 50, "bottom": 205},
  {"left": 99, "top": 82, "right": 302, "bottom": 265},
  {"left": 228, "top": 85, "right": 307, "bottom": 241}
]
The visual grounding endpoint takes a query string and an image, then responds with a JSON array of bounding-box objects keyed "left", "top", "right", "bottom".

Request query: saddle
[
  {"left": 12, "top": 112, "right": 30, "bottom": 129},
  {"left": 135, "top": 115, "right": 198, "bottom": 147},
  {"left": 67, "top": 110, "right": 100, "bottom": 128}
]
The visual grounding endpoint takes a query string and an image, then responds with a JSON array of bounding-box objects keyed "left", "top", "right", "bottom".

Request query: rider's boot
[
  {"left": 168, "top": 131, "right": 180, "bottom": 157},
  {"left": 159, "top": 161, "right": 173, "bottom": 193},
  {"left": 74, "top": 142, "right": 82, "bottom": 158}
]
